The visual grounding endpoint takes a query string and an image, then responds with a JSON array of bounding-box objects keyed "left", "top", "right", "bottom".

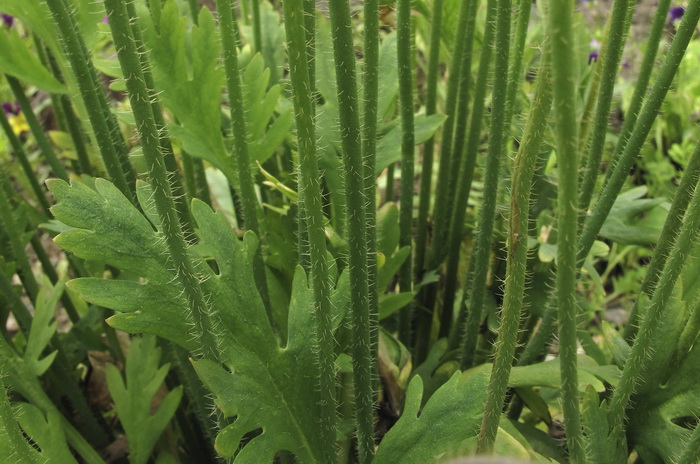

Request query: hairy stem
[
  {"left": 327, "top": 0, "right": 374, "bottom": 457},
  {"left": 281, "top": 0, "right": 337, "bottom": 458},
  {"left": 547, "top": 0, "right": 586, "bottom": 460},
  {"left": 470, "top": 0, "right": 514, "bottom": 452},
  {"left": 105, "top": 0, "right": 219, "bottom": 360}
]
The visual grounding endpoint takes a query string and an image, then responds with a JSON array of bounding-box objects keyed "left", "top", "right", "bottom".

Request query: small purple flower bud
[
  {"left": 1, "top": 13, "right": 13, "bottom": 27},
  {"left": 622, "top": 59, "right": 631, "bottom": 69},
  {"left": 669, "top": 6, "right": 685, "bottom": 21},
  {"left": 588, "top": 51, "right": 599, "bottom": 65},
  {"left": 2, "top": 101, "right": 20, "bottom": 116},
  {"left": 102, "top": 15, "right": 109, "bottom": 24}
]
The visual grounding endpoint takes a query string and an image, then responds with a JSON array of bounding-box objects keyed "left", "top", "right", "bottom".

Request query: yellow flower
[{"left": 8, "top": 113, "right": 29, "bottom": 136}]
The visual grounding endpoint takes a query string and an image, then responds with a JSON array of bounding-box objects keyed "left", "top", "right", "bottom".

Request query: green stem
[
  {"left": 603, "top": 0, "right": 671, "bottom": 189},
  {"left": 578, "top": 0, "right": 632, "bottom": 216},
  {"left": 125, "top": 1, "right": 193, "bottom": 239},
  {"left": 0, "top": 172, "right": 39, "bottom": 303},
  {"left": 362, "top": 0, "right": 380, "bottom": 398},
  {"left": 415, "top": 0, "right": 443, "bottom": 279},
  {"left": 469, "top": 0, "right": 514, "bottom": 452},
  {"left": 546, "top": 0, "right": 586, "bottom": 460},
  {"left": 448, "top": 0, "right": 498, "bottom": 361},
  {"left": 478, "top": 54, "right": 552, "bottom": 438},
  {"left": 518, "top": 0, "right": 700, "bottom": 367},
  {"left": 46, "top": 0, "right": 136, "bottom": 204},
  {"left": 607, "top": 150, "right": 700, "bottom": 432},
  {"left": 6, "top": 75, "right": 69, "bottom": 182},
  {"left": 215, "top": 0, "right": 271, "bottom": 318},
  {"left": 0, "top": 110, "right": 51, "bottom": 215},
  {"left": 427, "top": 0, "right": 476, "bottom": 273},
  {"left": 679, "top": 419, "right": 700, "bottom": 464},
  {"left": 327, "top": 0, "right": 374, "bottom": 458},
  {"left": 281, "top": 0, "right": 337, "bottom": 458},
  {"left": 385, "top": 164, "right": 395, "bottom": 202},
  {"left": 624, "top": 137, "right": 700, "bottom": 340},
  {"left": 104, "top": 0, "right": 219, "bottom": 361},
  {"left": 397, "top": 0, "right": 415, "bottom": 346},
  {"left": 250, "top": 0, "right": 262, "bottom": 52},
  {"left": 42, "top": 44, "right": 94, "bottom": 177}
]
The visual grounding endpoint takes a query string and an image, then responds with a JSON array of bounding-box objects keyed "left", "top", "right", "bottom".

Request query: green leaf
[
  {"left": 373, "top": 369, "right": 489, "bottom": 463},
  {"left": 49, "top": 179, "right": 196, "bottom": 349},
  {"left": 0, "top": 28, "right": 66, "bottom": 93},
  {"left": 106, "top": 335, "right": 182, "bottom": 464},
  {"left": 625, "top": 288, "right": 700, "bottom": 462},
  {"left": 138, "top": 2, "right": 229, "bottom": 176},
  {"left": 49, "top": 178, "right": 337, "bottom": 462},
  {"left": 375, "top": 113, "right": 448, "bottom": 175},
  {"left": 0, "top": 0, "right": 62, "bottom": 58},
  {"left": 192, "top": 266, "right": 333, "bottom": 462},
  {"left": 13, "top": 403, "right": 78, "bottom": 464},
  {"left": 599, "top": 186, "right": 666, "bottom": 246},
  {"left": 510, "top": 355, "right": 620, "bottom": 392},
  {"left": 23, "top": 279, "right": 62, "bottom": 377},
  {"left": 236, "top": 54, "right": 294, "bottom": 165},
  {"left": 0, "top": 387, "right": 42, "bottom": 464},
  {"left": 379, "top": 292, "right": 413, "bottom": 319},
  {"left": 581, "top": 386, "right": 627, "bottom": 464}
]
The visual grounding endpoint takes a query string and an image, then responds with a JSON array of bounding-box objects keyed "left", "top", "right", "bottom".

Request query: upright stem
[
  {"left": 474, "top": 49, "right": 551, "bottom": 449},
  {"left": 415, "top": 0, "right": 443, "bottom": 278},
  {"left": 362, "top": 0, "right": 380, "bottom": 396},
  {"left": 104, "top": 0, "right": 219, "bottom": 360},
  {"left": 216, "top": 0, "right": 271, "bottom": 316},
  {"left": 0, "top": 110, "right": 51, "bottom": 215},
  {"left": 250, "top": 0, "right": 262, "bottom": 53},
  {"left": 46, "top": 0, "right": 136, "bottom": 204},
  {"left": 448, "top": 0, "right": 497, "bottom": 360},
  {"left": 517, "top": 0, "right": 700, "bottom": 367},
  {"left": 6, "top": 75, "right": 69, "bottom": 182},
  {"left": 607, "top": 156, "right": 700, "bottom": 431},
  {"left": 547, "top": 0, "right": 586, "bottom": 460},
  {"left": 469, "top": 0, "right": 514, "bottom": 452},
  {"left": 603, "top": 0, "right": 671, "bottom": 188},
  {"left": 326, "top": 0, "right": 374, "bottom": 459},
  {"left": 282, "top": 0, "right": 337, "bottom": 458},
  {"left": 624, "top": 141, "right": 700, "bottom": 339},
  {"left": 0, "top": 172, "right": 39, "bottom": 303},
  {"left": 397, "top": 0, "right": 415, "bottom": 345},
  {"left": 125, "top": 1, "right": 193, "bottom": 238},
  {"left": 578, "top": 0, "right": 632, "bottom": 216}
]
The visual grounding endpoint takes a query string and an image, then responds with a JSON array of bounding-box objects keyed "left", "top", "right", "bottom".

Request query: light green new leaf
[
  {"left": 236, "top": 54, "right": 294, "bottom": 165},
  {"left": 24, "top": 279, "right": 62, "bottom": 377},
  {"left": 0, "top": 28, "right": 66, "bottom": 93},
  {"left": 106, "top": 335, "right": 182, "bottom": 464},
  {"left": 138, "top": 2, "right": 229, "bottom": 176}
]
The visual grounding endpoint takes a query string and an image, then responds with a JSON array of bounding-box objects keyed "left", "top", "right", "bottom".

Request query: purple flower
[
  {"left": 588, "top": 51, "right": 599, "bottom": 65},
  {"left": 669, "top": 6, "right": 685, "bottom": 21},
  {"left": 101, "top": 15, "right": 109, "bottom": 24},
  {"left": 2, "top": 101, "right": 20, "bottom": 116},
  {"left": 1, "top": 13, "right": 13, "bottom": 27}
]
